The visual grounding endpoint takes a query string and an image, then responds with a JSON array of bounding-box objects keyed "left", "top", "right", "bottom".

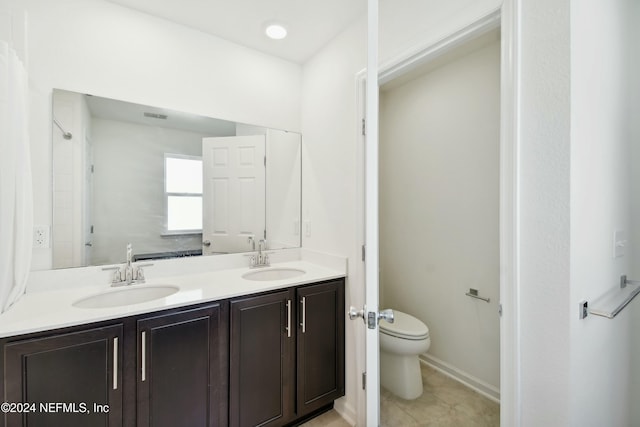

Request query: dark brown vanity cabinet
[
  {"left": 1, "top": 301, "right": 228, "bottom": 427},
  {"left": 229, "top": 289, "right": 296, "bottom": 427},
  {"left": 296, "top": 280, "right": 345, "bottom": 416},
  {"left": 1, "top": 278, "right": 344, "bottom": 427},
  {"left": 136, "top": 303, "right": 229, "bottom": 427},
  {"left": 229, "top": 279, "right": 345, "bottom": 427},
  {"left": 3, "top": 324, "right": 124, "bottom": 427}
]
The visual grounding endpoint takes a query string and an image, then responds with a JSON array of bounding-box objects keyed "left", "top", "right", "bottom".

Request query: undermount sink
[
  {"left": 242, "top": 268, "right": 306, "bottom": 281},
  {"left": 73, "top": 285, "right": 180, "bottom": 309}
]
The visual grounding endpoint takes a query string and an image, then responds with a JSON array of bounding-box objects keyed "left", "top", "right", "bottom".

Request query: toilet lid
[{"left": 379, "top": 310, "right": 429, "bottom": 340}]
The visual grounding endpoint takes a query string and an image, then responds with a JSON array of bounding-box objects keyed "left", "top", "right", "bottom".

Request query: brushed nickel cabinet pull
[
  {"left": 141, "top": 331, "right": 146, "bottom": 382},
  {"left": 113, "top": 337, "right": 118, "bottom": 390},
  {"left": 300, "top": 297, "right": 306, "bottom": 333},
  {"left": 286, "top": 300, "right": 292, "bottom": 338}
]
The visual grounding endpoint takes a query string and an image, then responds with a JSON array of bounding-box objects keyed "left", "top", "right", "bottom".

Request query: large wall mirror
[{"left": 52, "top": 89, "right": 301, "bottom": 268}]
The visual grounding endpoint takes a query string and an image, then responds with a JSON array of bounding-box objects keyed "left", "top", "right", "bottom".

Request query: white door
[
  {"left": 365, "top": 1, "right": 381, "bottom": 424},
  {"left": 202, "top": 135, "right": 266, "bottom": 255}
]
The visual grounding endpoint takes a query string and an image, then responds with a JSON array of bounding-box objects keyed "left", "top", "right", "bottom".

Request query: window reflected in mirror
[{"left": 51, "top": 89, "right": 301, "bottom": 268}]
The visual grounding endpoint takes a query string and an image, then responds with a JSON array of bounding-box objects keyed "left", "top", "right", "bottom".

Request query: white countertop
[{"left": 0, "top": 256, "right": 346, "bottom": 339}]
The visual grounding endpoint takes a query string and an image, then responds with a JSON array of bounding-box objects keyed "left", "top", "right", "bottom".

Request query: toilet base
[{"left": 380, "top": 351, "right": 424, "bottom": 400}]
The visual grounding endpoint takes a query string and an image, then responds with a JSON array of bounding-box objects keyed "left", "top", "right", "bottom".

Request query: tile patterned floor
[
  {"left": 301, "top": 363, "right": 499, "bottom": 427},
  {"left": 380, "top": 364, "right": 499, "bottom": 426},
  {"left": 300, "top": 409, "right": 353, "bottom": 427}
]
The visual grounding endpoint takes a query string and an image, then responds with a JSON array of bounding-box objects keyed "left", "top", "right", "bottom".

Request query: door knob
[
  {"left": 350, "top": 307, "right": 395, "bottom": 329},
  {"left": 203, "top": 240, "right": 211, "bottom": 247},
  {"left": 378, "top": 309, "right": 394, "bottom": 324},
  {"left": 349, "top": 306, "right": 366, "bottom": 322}
]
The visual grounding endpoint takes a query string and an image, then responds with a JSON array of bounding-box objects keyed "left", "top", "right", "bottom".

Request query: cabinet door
[
  {"left": 297, "top": 280, "right": 345, "bottom": 416},
  {"left": 4, "top": 324, "right": 123, "bottom": 427},
  {"left": 136, "top": 302, "right": 228, "bottom": 427},
  {"left": 229, "top": 289, "right": 295, "bottom": 427}
]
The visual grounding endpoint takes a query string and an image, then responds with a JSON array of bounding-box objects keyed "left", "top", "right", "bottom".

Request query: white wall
[
  {"left": 300, "top": 15, "right": 367, "bottom": 426},
  {"left": 379, "top": 38, "right": 500, "bottom": 393},
  {"left": 16, "top": 0, "right": 302, "bottom": 270},
  {"left": 569, "top": 1, "right": 636, "bottom": 425},
  {"left": 630, "top": 0, "right": 640, "bottom": 424},
  {"left": 516, "top": 0, "right": 572, "bottom": 424}
]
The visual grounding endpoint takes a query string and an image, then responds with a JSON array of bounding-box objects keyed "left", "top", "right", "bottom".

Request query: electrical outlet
[
  {"left": 33, "top": 225, "right": 50, "bottom": 249},
  {"left": 304, "top": 220, "right": 311, "bottom": 237}
]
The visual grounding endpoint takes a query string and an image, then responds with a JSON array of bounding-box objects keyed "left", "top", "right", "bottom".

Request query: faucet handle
[
  {"left": 133, "top": 263, "right": 153, "bottom": 282},
  {"left": 102, "top": 266, "right": 123, "bottom": 284}
]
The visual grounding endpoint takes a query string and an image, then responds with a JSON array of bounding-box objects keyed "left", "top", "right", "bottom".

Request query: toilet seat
[{"left": 379, "top": 310, "right": 429, "bottom": 340}]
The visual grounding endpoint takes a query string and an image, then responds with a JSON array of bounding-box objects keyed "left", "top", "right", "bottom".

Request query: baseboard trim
[
  {"left": 333, "top": 397, "right": 357, "bottom": 426},
  {"left": 419, "top": 354, "right": 500, "bottom": 403}
]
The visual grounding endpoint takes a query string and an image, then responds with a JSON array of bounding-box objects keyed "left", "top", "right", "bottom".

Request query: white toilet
[{"left": 379, "top": 310, "right": 431, "bottom": 400}]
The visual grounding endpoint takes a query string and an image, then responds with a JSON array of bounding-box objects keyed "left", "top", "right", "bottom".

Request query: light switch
[{"left": 613, "top": 230, "right": 627, "bottom": 258}]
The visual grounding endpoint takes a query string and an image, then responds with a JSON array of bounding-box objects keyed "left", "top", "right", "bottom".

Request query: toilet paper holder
[{"left": 465, "top": 288, "right": 490, "bottom": 303}]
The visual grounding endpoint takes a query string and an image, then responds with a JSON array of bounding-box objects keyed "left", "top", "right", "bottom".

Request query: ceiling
[{"left": 106, "top": 0, "right": 366, "bottom": 64}]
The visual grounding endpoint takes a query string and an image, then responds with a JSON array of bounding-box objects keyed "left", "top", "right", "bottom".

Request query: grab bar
[{"left": 580, "top": 275, "right": 640, "bottom": 319}]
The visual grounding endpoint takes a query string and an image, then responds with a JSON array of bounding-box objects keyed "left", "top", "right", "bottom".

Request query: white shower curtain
[{"left": 0, "top": 11, "right": 33, "bottom": 313}]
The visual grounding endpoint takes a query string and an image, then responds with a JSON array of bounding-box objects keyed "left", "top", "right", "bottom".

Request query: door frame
[{"left": 358, "top": 3, "right": 521, "bottom": 426}]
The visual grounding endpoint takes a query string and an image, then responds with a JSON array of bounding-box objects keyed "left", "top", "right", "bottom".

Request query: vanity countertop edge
[{"left": 0, "top": 259, "right": 346, "bottom": 339}]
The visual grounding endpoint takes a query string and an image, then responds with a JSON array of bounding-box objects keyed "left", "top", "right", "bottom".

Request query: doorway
[{"left": 378, "top": 27, "right": 501, "bottom": 426}]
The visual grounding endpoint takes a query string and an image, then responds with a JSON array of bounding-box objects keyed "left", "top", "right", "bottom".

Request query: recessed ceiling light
[{"left": 265, "top": 23, "right": 288, "bottom": 40}]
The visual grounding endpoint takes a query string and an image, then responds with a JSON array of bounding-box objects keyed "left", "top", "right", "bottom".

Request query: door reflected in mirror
[{"left": 52, "top": 89, "right": 301, "bottom": 268}]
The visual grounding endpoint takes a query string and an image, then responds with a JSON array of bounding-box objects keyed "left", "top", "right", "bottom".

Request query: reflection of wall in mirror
[
  {"left": 52, "top": 90, "right": 90, "bottom": 269},
  {"left": 52, "top": 89, "right": 239, "bottom": 267},
  {"left": 90, "top": 119, "right": 230, "bottom": 265},
  {"left": 266, "top": 129, "right": 301, "bottom": 249}
]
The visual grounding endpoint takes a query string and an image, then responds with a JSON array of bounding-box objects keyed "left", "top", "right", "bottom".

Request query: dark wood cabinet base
[{"left": 1, "top": 278, "right": 345, "bottom": 427}]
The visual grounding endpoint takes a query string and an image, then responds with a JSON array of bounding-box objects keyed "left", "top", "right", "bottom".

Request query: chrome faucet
[
  {"left": 102, "top": 243, "right": 153, "bottom": 286},
  {"left": 124, "top": 243, "right": 134, "bottom": 284},
  {"left": 249, "top": 239, "right": 270, "bottom": 268}
]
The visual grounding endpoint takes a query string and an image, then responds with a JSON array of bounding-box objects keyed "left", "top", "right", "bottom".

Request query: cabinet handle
[
  {"left": 286, "top": 299, "right": 292, "bottom": 338},
  {"left": 300, "top": 296, "right": 306, "bottom": 333},
  {"left": 113, "top": 337, "right": 118, "bottom": 390},
  {"left": 141, "top": 331, "right": 146, "bottom": 382}
]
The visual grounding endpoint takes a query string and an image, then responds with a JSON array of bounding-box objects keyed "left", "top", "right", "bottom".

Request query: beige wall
[{"left": 379, "top": 37, "right": 500, "bottom": 393}]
